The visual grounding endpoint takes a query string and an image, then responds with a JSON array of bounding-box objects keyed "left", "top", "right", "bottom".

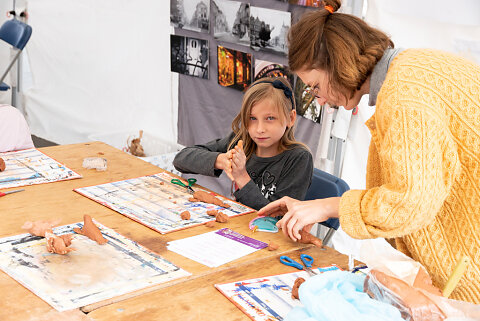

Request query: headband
[{"left": 250, "top": 79, "right": 294, "bottom": 109}]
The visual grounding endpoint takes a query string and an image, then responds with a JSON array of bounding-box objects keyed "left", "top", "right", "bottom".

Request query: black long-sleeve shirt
[{"left": 173, "top": 133, "right": 313, "bottom": 210}]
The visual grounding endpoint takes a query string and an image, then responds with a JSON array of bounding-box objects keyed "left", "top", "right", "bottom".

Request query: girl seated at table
[{"left": 173, "top": 77, "right": 313, "bottom": 210}]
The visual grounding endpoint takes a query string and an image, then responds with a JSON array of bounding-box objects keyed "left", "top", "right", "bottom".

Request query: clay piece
[
  {"left": 368, "top": 270, "right": 445, "bottom": 321},
  {"left": 59, "top": 234, "right": 74, "bottom": 247},
  {"left": 45, "top": 231, "right": 75, "bottom": 255},
  {"left": 22, "top": 219, "right": 61, "bottom": 237},
  {"left": 205, "top": 221, "right": 216, "bottom": 228},
  {"left": 180, "top": 211, "right": 191, "bottom": 220},
  {"left": 215, "top": 212, "right": 229, "bottom": 223},
  {"left": 188, "top": 197, "right": 198, "bottom": 202},
  {"left": 73, "top": 215, "right": 108, "bottom": 245},
  {"left": 206, "top": 210, "right": 218, "bottom": 217},
  {"left": 298, "top": 228, "right": 323, "bottom": 247},
  {"left": 291, "top": 277, "right": 306, "bottom": 299},
  {"left": 267, "top": 242, "right": 279, "bottom": 251},
  {"left": 128, "top": 130, "right": 146, "bottom": 157},
  {"left": 192, "top": 191, "right": 231, "bottom": 208},
  {"left": 0, "top": 157, "right": 5, "bottom": 171}
]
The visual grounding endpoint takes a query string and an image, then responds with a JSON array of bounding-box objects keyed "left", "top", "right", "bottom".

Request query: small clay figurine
[
  {"left": 128, "top": 130, "right": 146, "bottom": 157},
  {"left": 73, "top": 215, "right": 107, "bottom": 245},
  {"left": 267, "top": 242, "right": 279, "bottom": 251},
  {"left": 192, "top": 191, "right": 231, "bottom": 208},
  {"left": 0, "top": 158, "right": 5, "bottom": 171},
  {"left": 215, "top": 212, "right": 229, "bottom": 223},
  {"left": 180, "top": 211, "right": 191, "bottom": 220},
  {"left": 205, "top": 221, "right": 216, "bottom": 228},
  {"left": 45, "top": 231, "right": 75, "bottom": 255},
  {"left": 206, "top": 210, "right": 218, "bottom": 217},
  {"left": 291, "top": 277, "right": 306, "bottom": 299},
  {"left": 22, "top": 219, "right": 61, "bottom": 237},
  {"left": 298, "top": 228, "right": 323, "bottom": 247}
]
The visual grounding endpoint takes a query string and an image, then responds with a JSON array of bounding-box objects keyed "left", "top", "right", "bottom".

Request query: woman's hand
[
  {"left": 257, "top": 196, "right": 341, "bottom": 241},
  {"left": 214, "top": 151, "right": 234, "bottom": 180}
]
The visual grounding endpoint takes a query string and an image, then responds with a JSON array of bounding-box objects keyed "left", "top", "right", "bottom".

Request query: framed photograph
[
  {"left": 254, "top": 59, "right": 294, "bottom": 87},
  {"left": 249, "top": 7, "right": 291, "bottom": 55},
  {"left": 294, "top": 77, "right": 323, "bottom": 123},
  {"left": 171, "top": 0, "right": 210, "bottom": 33},
  {"left": 213, "top": 0, "right": 250, "bottom": 46},
  {"left": 171, "top": 35, "right": 209, "bottom": 79},
  {"left": 217, "top": 45, "right": 252, "bottom": 91}
]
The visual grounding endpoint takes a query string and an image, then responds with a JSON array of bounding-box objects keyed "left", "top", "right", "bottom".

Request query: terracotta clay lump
[
  {"left": 73, "top": 215, "right": 107, "bottom": 245},
  {"left": 192, "top": 191, "right": 231, "bottom": 208}
]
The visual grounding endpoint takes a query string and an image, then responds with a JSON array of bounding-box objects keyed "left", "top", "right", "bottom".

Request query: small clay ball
[
  {"left": 215, "top": 212, "right": 229, "bottom": 223},
  {"left": 0, "top": 158, "right": 5, "bottom": 172},
  {"left": 267, "top": 242, "right": 279, "bottom": 251},
  {"left": 291, "top": 277, "right": 306, "bottom": 299},
  {"left": 180, "top": 211, "right": 191, "bottom": 220}
]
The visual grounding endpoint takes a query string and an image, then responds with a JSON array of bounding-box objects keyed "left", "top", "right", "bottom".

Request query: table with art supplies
[{"left": 0, "top": 141, "right": 353, "bottom": 321}]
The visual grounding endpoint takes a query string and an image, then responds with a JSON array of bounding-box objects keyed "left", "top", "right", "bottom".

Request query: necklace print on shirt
[{"left": 250, "top": 170, "right": 277, "bottom": 200}]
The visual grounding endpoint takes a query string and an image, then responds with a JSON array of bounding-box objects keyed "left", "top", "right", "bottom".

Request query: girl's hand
[
  {"left": 215, "top": 151, "right": 234, "bottom": 180},
  {"left": 231, "top": 140, "right": 250, "bottom": 188},
  {"left": 257, "top": 196, "right": 341, "bottom": 241}
]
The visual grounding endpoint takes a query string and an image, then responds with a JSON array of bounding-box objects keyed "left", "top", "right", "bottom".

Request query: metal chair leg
[{"left": 322, "top": 228, "right": 336, "bottom": 247}]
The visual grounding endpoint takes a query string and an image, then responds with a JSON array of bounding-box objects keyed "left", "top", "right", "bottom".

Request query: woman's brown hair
[
  {"left": 288, "top": 0, "right": 394, "bottom": 101},
  {"left": 229, "top": 77, "right": 308, "bottom": 159}
]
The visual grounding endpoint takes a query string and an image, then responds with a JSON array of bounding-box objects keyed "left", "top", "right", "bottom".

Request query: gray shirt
[
  {"left": 369, "top": 48, "right": 404, "bottom": 106},
  {"left": 173, "top": 132, "right": 314, "bottom": 210}
]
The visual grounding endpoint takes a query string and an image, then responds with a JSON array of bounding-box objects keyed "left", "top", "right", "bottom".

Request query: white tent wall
[{"left": 20, "top": 0, "right": 178, "bottom": 145}]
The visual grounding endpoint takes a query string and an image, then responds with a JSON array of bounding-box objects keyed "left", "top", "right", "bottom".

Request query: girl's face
[
  {"left": 296, "top": 68, "right": 365, "bottom": 110},
  {"left": 247, "top": 98, "right": 295, "bottom": 157}
]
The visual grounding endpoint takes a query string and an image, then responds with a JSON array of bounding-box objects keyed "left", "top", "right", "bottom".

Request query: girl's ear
[{"left": 287, "top": 109, "right": 296, "bottom": 128}]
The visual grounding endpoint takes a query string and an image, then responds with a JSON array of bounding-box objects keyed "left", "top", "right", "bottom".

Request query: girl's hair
[
  {"left": 229, "top": 77, "right": 308, "bottom": 158},
  {"left": 288, "top": 0, "right": 394, "bottom": 101}
]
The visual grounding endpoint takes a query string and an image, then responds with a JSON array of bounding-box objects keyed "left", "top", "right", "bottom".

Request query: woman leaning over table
[{"left": 258, "top": 0, "right": 480, "bottom": 303}]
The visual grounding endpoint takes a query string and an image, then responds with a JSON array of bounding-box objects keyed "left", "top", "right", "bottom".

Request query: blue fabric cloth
[{"left": 285, "top": 271, "right": 403, "bottom": 321}]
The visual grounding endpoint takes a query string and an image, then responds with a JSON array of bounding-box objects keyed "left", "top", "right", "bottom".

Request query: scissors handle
[
  {"left": 280, "top": 256, "right": 303, "bottom": 270},
  {"left": 186, "top": 178, "right": 197, "bottom": 186},
  {"left": 300, "top": 254, "right": 314, "bottom": 268},
  {"left": 171, "top": 178, "right": 186, "bottom": 187}
]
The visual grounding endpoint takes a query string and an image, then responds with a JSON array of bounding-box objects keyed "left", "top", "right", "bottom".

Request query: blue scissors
[
  {"left": 171, "top": 178, "right": 197, "bottom": 194},
  {"left": 280, "top": 254, "right": 317, "bottom": 276}
]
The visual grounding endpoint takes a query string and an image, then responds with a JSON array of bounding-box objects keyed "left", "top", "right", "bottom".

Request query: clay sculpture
[
  {"left": 215, "top": 212, "right": 229, "bottom": 223},
  {"left": 0, "top": 157, "right": 5, "bottom": 171},
  {"left": 128, "top": 130, "right": 146, "bottom": 157},
  {"left": 192, "top": 191, "right": 231, "bottom": 208},
  {"left": 73, "top": 215, "right": 107, "bottom": 245},
  {"left": 45, "top": 231, "right": 75, "bottom": 255},
  {"left": 22, "top": 219, "right": 61, "bottom": 237},
  {"left": 291, "top": 277, "right": 306, "bottom": 299},
  {"left": 298, "top": 228, "right": 323, "bottom": 247},
  {"left": 180, "top": 211, "right": 191, "bottom": 220}
]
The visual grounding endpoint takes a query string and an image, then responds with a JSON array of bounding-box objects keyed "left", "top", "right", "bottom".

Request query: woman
[{"left": 258, "top": 0, "right": 480, "bottom": 303}]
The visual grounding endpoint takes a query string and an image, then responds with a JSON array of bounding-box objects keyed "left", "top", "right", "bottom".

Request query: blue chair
[
  {"left": 304, "top": 168, "right": 349, "bottom": 245},
  {"left": 0, "top": 18, "right": 32, "bottom": 106}
]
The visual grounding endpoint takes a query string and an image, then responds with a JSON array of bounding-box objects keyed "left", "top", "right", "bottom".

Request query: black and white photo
[
  {"left": 249, "top": 7, "right": 291, "bottom": 55},
  {"left": 170, "top": 35, "right": 209, "bottom": 79},
  {"left": 212, "top": 0, "right": 250, "bottom": 46},
  {"left": 170, "top": 0, "right": 210, "bottom": 33}
]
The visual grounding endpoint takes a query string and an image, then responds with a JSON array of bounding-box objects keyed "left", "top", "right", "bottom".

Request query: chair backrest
[
  {"left": 0, "top": 19, "right": 32, "bottom": 50},
  {"left": 304, "top": 168, "right": 350, "bottom": 230}
]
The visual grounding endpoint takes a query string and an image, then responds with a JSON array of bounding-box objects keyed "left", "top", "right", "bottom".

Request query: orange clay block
[
  {"left": 368, "top": 270, "right": 445, "bottom": 321},
  {"left": 73, "top": 215, "right": 107, "bottom": 245},
  {"left": 193, "top": 191, "right": 230, "bottom": 208},
  {"left": 45, "top": 231, "right": 75, "bottom": 255},
  {"left": 22, "top": 219, "right": 61, "bottom": 237},
  {"left": 298, "top": 228, "right": 323, "bottom": 247},
  {"left": 205, "top": 221, "right": 216, "bottom": 228},
  {"left": 206, "top": 210, "right": 218, "bottom": 217},
  {"left": 180, "top": 211, "right": 191, "bottom": 220},
  {"left": 0, "top": 158, "right": 5, "bottom": 171},
  {"left": 291, "top": 277, "right": 306, "bottom": 299},
  {"left": 215, "top": 212, "right": 229, "bottom": 223},
  {"left": 267, "top": 242, "right": 279, "bottom": 251}
]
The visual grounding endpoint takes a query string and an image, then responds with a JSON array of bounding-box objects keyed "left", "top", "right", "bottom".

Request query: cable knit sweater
[{"left": 339, "top": 49, "right": 480, "bottom": 303}]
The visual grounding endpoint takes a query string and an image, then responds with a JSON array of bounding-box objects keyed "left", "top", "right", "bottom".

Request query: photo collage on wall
[{"left": 170, "top": 0, "right": 325, "bottom": 123}]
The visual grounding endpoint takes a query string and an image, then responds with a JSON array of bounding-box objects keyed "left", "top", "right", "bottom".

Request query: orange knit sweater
[{"left": 339, "top": 49, "right": 480, "bottom": 303}]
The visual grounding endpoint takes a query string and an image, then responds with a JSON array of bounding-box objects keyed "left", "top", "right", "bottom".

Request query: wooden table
[{"left": 0, "top": 142, "right": 349, "bottom": 321}]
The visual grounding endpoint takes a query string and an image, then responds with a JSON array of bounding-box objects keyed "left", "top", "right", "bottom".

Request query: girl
[{"left": 173, "top": 77, "right": 313, "bottom": 210}]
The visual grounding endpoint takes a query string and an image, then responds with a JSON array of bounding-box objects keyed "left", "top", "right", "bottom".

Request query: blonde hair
[
  {"left": 288, "top": 0, "right": 394, "bottom": 101},
  {"left": 229, "top": 77, "right": 308, "bottom": 158}
]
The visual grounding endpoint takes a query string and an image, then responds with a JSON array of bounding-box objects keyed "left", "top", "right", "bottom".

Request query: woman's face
[{"left": 296, "top": 68, "right": 365, "bottom": 110}]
